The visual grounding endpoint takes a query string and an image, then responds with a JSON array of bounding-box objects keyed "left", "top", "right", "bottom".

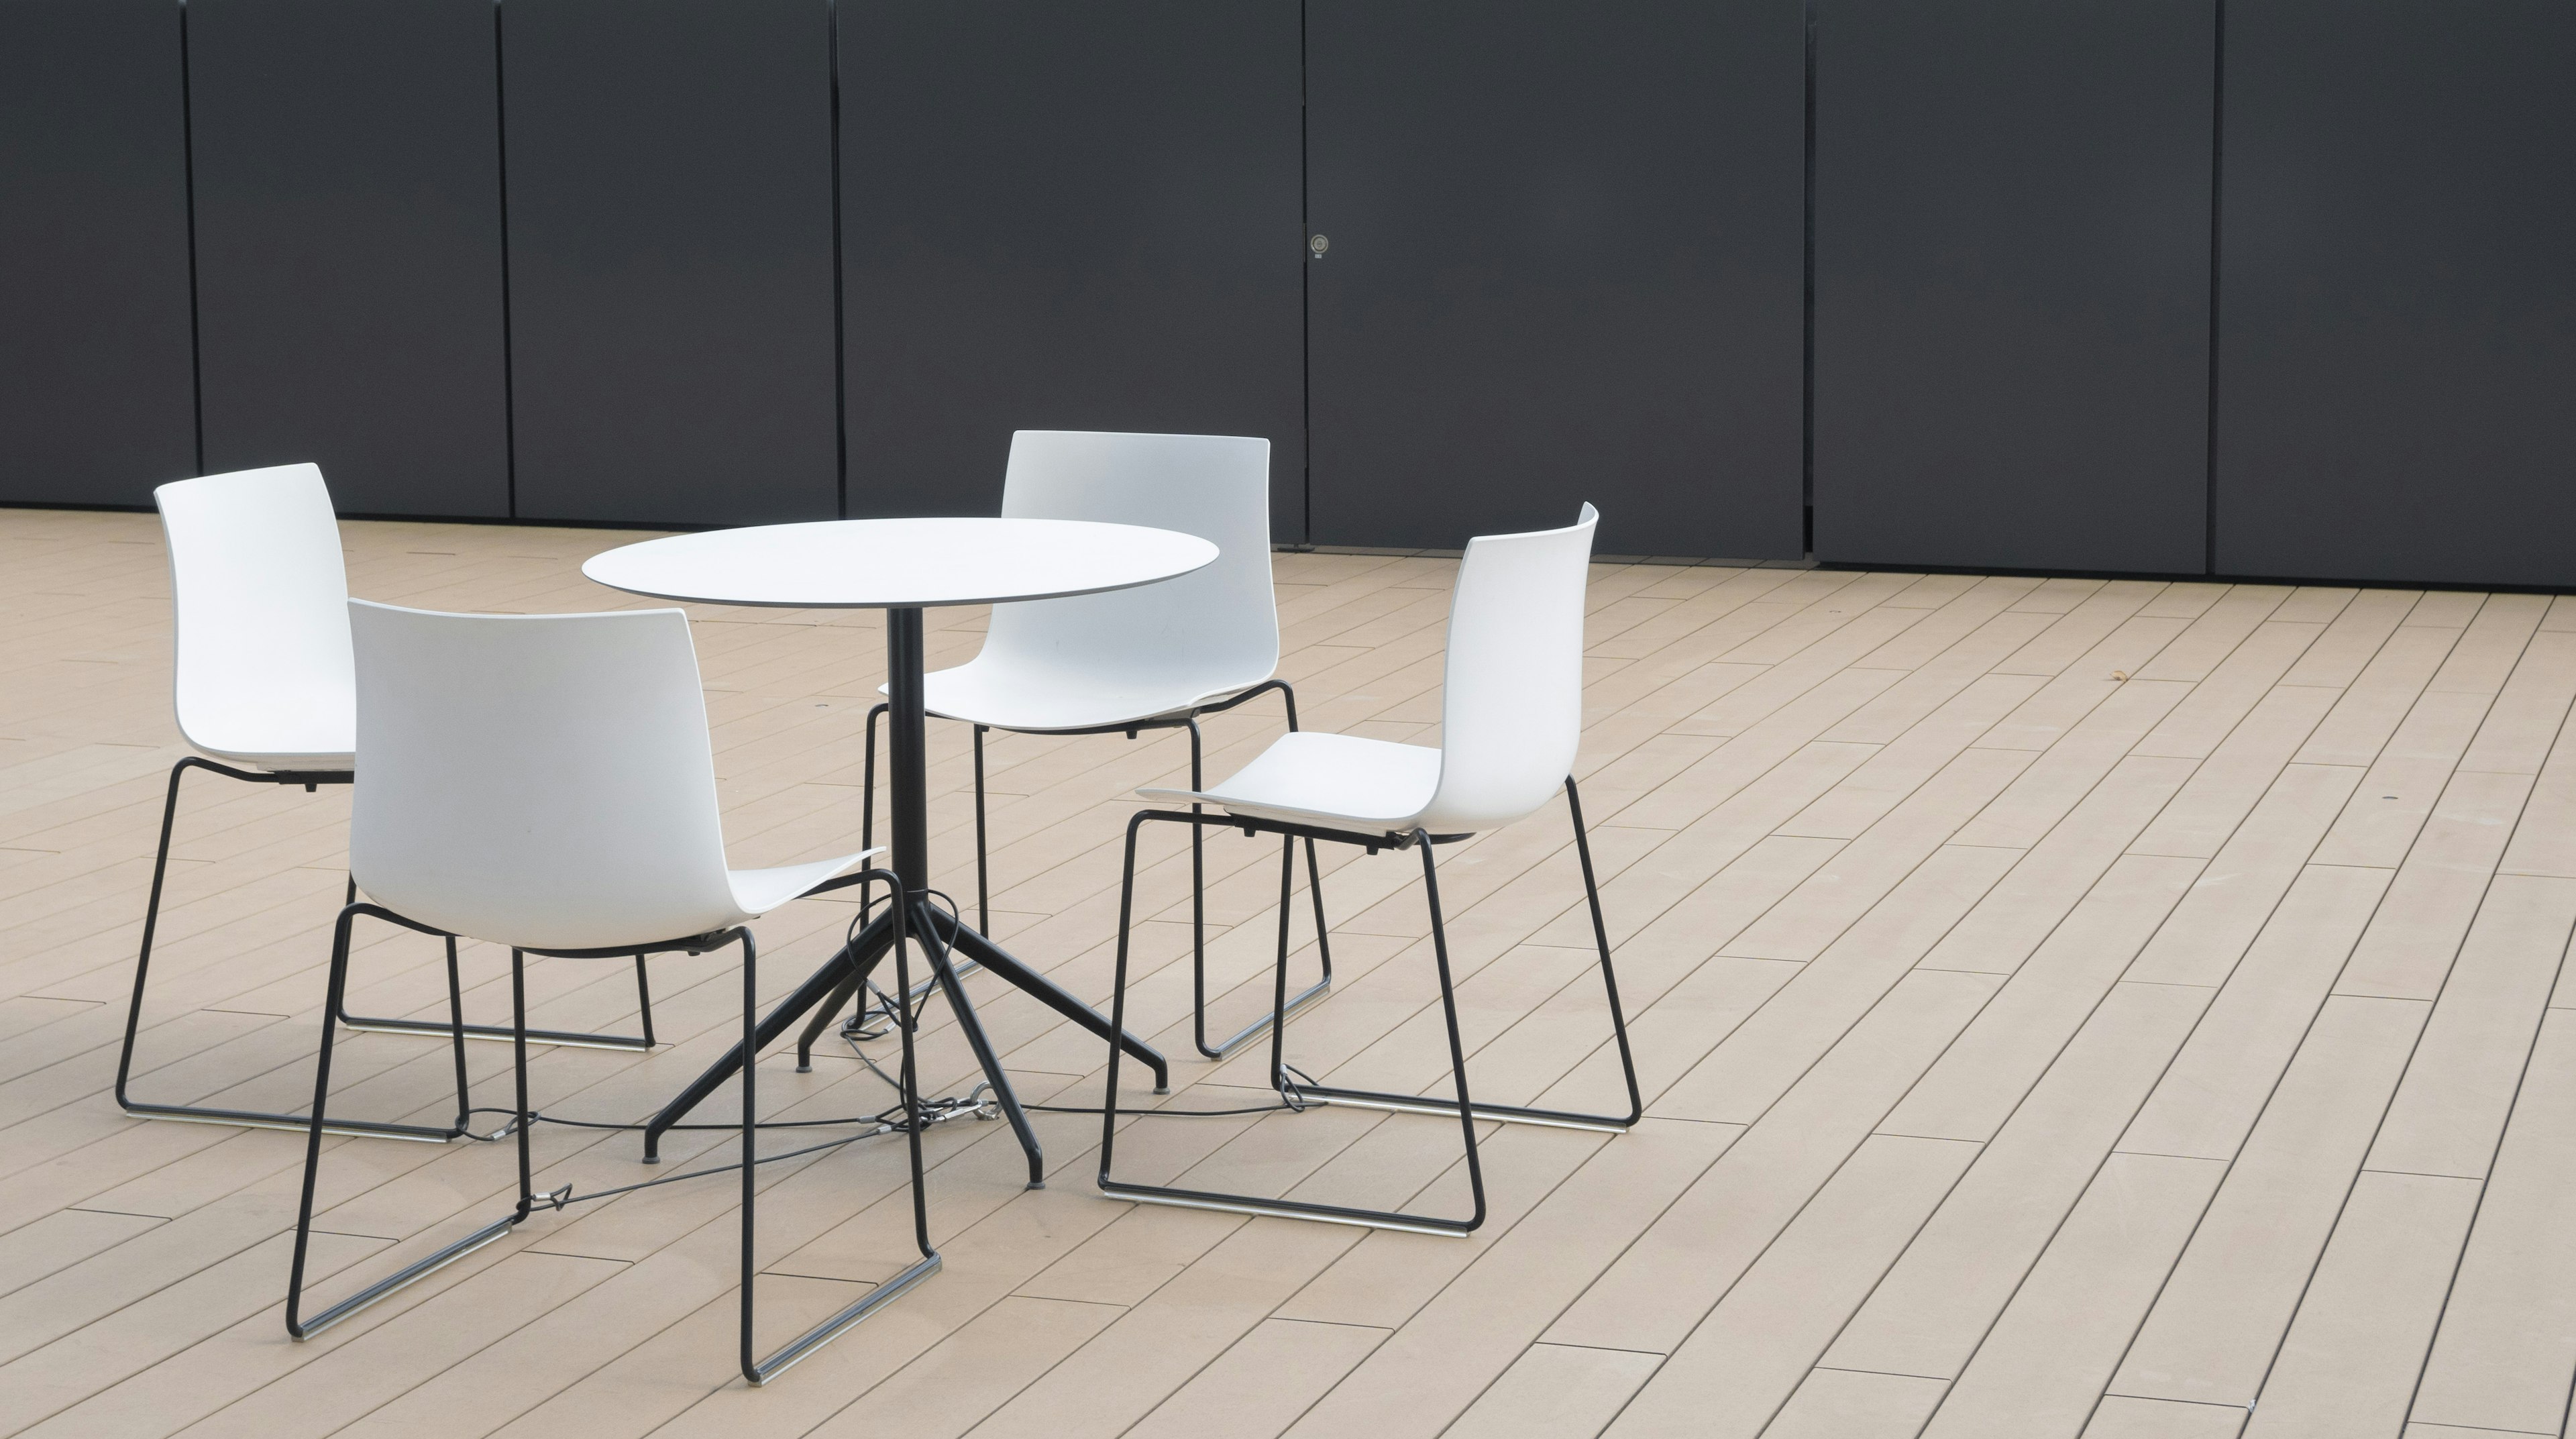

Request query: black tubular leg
[
  {"left": 915, "top": 900, "right": 1046, "bottom": 1188},
  {"left": 1187, "top": 718, "right": 1212, "bottom": 1058},
  {"left": 1267, "top": 835, "right": 1295, "bottom": 1089},
  {"left": 1419, "top": 839, "right": 1489, "bottom": 1232},
  {"left": 444, "top": 939, "right": 472, "bottom": 1132},
  {"left": 1277, "top": 798, "right": 1638, "bottom": 1133},
  {"left": 738, "top": 929, "right": 759, "bottom": 1383},
  {"left": 859, "top": 702, "right": 886, "bottom": 929},
  {"left": 284, "top": 904, "right": 358, "bottom": 1337},
  {"left": 1095, "top": 815, "right": 1149, "bottom": 1192},
  {"left": 745, "top": 896, "right": 938, "bottom": 1385},
  {"left": 1303, "top": 838, "right": 1334, "bottom": 988},
  {"left": 634, "top": 956, "right": 657, "bottom": 1049},
  {"left": 509, "top": 949, "right": 535, "bottom": 1220},
  {"left": 115, "top": 757, "right": 193, "bottom": 1116},
  {"left": 894, "top": 910, "right": 932, "bottom": 1261},
  {"left": 123, "top": 760, "right": 454, "bottom": 1142},
  {"left": 1097, "top": 813, "right": 1486, "bottom": 1235},
  {"left": 1566, "top": 778, "right": 1644, "bottom": 1124},
  {"left": 290, "top": 916, "right": 782, "bottom": 1344},
  {"left": 1193, "top": 829, "right": 1332, "bottom": 1063},
  {"left": 1192, "top": 689, "right": 1331, "bottom": 1062},
  {"left": 288, "top": 907, "right": 521, "bottom": 1340},
  {"left": 642, "top": 911, "right": 896, "bottom": 1161},
  {"left": 972, "top": 725, "right": 990, "bottom": 934}
]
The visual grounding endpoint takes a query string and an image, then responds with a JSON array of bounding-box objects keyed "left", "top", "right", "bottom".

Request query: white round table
[
  {"left": 583, "top": 517, "right": 1216, "bottom": 1185},
  {"left": 581, "top": 516, "right": 1218, "bottom": 610}
]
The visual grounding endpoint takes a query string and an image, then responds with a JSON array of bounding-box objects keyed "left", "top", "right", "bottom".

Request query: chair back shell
[
  {"left": 347, "top": 600, "right": 742, "bottom": 951},
  {"left": 982, "top": 431, "right": 1278, "bottom": 706},
  {"left": 154, "top": 464, "right": 353, "bottom": 759},
  {"left": 1417, "top": 504, "right": 1598, "bottom": 833}
]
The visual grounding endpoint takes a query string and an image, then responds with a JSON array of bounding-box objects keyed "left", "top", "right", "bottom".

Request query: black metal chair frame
[
  {"left": 333, "top": 901, "right": 661, "bottom": 1053},
  {"left": 860, "top": 678, "right": 1332, "bottom": 1060},
  {"left": 284, "top": 867, "right": 940, "bottom": 1387},
  {"left": 119, "top": 757, "right": 462, "bottom": 1142},
  {"left": 1096, "top": 777, "right": 1642, "bottom": 1236},
  {"left": 119, "top": 757, "right": 661, "bottom": 1145}
]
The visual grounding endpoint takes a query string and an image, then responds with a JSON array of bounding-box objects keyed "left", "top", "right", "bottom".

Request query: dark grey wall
[
  {"left": 0, "top": 0, "right": 196, "bottom": 507},
  {"left": 503, "top": 0, "right": 839, "bottom": 526},
  {"left": 1305, "top": 0, "right": 1807, "bottom": 559},
  {"left": 8, "top": 1, "right": 2574, "bottom": 592},
  {"left": 1813, "top": 0, "right": 2216, "bottom": 574},
  {"left": 189, "top": 0, "right": 509, "bottom": 518},
  {"left": 839, "top": 0, "right": 1305, "bottom": 537},
  {"left": 2216, "top": 1, "right": 2576, "bottom": 586}
]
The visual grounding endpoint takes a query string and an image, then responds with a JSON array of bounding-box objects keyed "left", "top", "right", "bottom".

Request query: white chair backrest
[
  {"left": 154, "top": 464, "right": 352, "bottom": 753},
  {"left": 982, "top": 431, "right": 1278, "bottom": 700},
  {"left": 1418, "top": 504, "right": 1599, "bottom": 833},
  {"left": 347, "top": 600, "right": 743, "bottom": 952}
]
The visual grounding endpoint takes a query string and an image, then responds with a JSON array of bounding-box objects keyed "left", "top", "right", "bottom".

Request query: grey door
[
  {"left": 838, "top": 0, "right": 1304, "bottom": 535},
  {"left": 0, "top": 0, "right": 195, "bottom": 506},
  {"left": 189, "top": 0, "right": 509, "bottom": 519},
  {"left": 1811, "top": 0, "right": 2215, "bottom": 575},
  {"left": 503, "top": 0, "right": 839, "bottom": 527},
  {"left": 2216, "top": 0, "right": 2576, "bottom": 586},
  {"left": 1305, "top": 0, "right": 1806, "bottom": 559}
]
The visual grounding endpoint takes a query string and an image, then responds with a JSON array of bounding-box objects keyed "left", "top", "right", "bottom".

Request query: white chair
[
  {"left": 285, "top": 601, "right": 932, "bottom": 1386},
  {"left": 1095, "top": 504, "right": 1641, "bottom": 1236},
  {"left": 121, "top": 464, "right": 472, "bottom": 1142},
  {"left": 853, "top": 431, "right": 1330, "bottom": 1061},
  {"left": 123, "top": 467, "right": 655, "bottom": 1147}
]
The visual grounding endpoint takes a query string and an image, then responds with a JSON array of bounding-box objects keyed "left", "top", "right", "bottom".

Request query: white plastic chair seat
[
  {"left": 1139, "top": 731, "right": 1446, "bottom": 833},
  {"left": 912, "top": 654, "right": 1267, "bottom": 735},
  {"left": 884, "top": 430, "right": 1279, "bottom": 737},
  {"left": 181, "top": 687, "right": 354, "bottom": 771},
  {"left": 1138, "top": 503, "right": 1601, "bottom": 840},
  {"left": 725, "top": 852, "right": 877, "bottom": 920}
]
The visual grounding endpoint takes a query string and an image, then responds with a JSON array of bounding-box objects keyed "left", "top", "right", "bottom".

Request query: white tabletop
[{"left": 581, "top": 517, "right": 1219, "bottom": 609}]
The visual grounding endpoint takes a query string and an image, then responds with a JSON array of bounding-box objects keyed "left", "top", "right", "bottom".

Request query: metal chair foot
[
  {"left": 745, "top": 1253, "right": 943, "bottom": 1385},
  {"left": 1098, "top": 1181, "right": 1471, "bottom": 1238},
  {"left": 1201, "top": 975, "right": 1332, "bottom": 1061},
  {"left": 1295, "top": 1085, "right": 1634, "bottom": 1134},
  {"left": 291, "top": 1214, "right": 518, "bottom": 1341}
]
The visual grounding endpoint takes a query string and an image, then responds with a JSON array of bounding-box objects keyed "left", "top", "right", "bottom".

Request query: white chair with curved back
[
  {"left": 1095, "top": 504, "right": 1642, "bottom": 1236},
  {"left": 284, "top": 601, "right": 933, "bottom": 1385},
  {"left": 122, "top": 464, "right": 471, "bottom": 1142},
  {"left": 124, "top": 465, "right": 657, "bottom": 1147},
  {"left": 852, "top": 430, "right": 1330, "bottom": 1063}
]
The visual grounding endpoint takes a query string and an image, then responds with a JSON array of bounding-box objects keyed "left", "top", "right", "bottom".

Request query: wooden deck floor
[{"left": 4, "top": 507, "right": 2575, "bottom": 1438}]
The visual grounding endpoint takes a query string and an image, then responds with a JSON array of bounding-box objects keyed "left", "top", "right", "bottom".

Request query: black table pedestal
[{"left": 640, "top": 608, "right": 1169, "bottom": 1187}]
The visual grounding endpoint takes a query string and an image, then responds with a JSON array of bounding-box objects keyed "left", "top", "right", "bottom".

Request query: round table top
[{"left": 580, "top": 517, "right": 1220, "bottom": 609}]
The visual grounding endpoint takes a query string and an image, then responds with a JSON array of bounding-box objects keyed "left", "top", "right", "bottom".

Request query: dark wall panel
[
  {"left": 1813, "top": 0, "right": 2214, "bottom": 574},
  {"left": 189, "top": 0, "right": 508, "bottom": 518},
  {"left": 1305, "top": 0, "right": 1805, "bottom": 558},
  {"left": 840, "top": 0, "right": 1304, "bottom": 536},
  {"left": 504, "top": 0, "right": 837, "bottom": 526},
  {"left": 0, "top": 0, "right": 195, "bottom": 506},
  {"left": 2216, "top": 2, "right": 2576, "bottom": 586}
]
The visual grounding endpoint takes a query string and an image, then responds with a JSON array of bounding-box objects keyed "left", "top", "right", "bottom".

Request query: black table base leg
[
  {"left": 794, "top": 967, "right": 870, "bottom": 1072},
  {"left": 910, "top": 900, "right": 1044, "bottom": 1189},
  {"left": 641, "top": 910, "right": 894, "bottom": 1162},
  {"left": 943, "top": 922, "right": 1171, "bottom": 1094},
  {"left": 636, "top": 898, "right": 1167, "bottom": 1189},
  {"left": 641, "top": 605, "right": 1169, "bottom": 1190}
]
